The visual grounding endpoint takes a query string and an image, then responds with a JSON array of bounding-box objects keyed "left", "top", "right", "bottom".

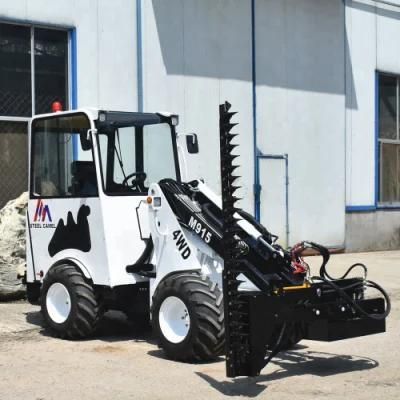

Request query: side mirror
[
  {"left": 186, "top": 133, "right": 199, "bottom": 154},
  {"left": 80, "top": 131, "right": 92, "bottom": 151}
]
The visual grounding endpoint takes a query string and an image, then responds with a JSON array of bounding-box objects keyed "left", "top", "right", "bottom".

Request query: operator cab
[{"left": 27, "top": 108, "right": 197, "bottom": 289}]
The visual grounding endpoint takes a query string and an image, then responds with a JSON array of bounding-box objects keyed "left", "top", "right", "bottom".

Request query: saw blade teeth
[
  {"left": 227, "top": 165, "right": 239, "bottom": 173},
  {"left": 228, "top": 176, "right": 241, "bottom": 184},
  {"left": 225, "top": 200, "right": 239, "bottom": 208},
  {"left": 225, "top": 154, "right": 239, "bottom": 162},
  {"left": 226, "top": 123, "right": 238, "bottom": 132},
  {"left": 220, "top": 120, "right": 237, "bottom": 127}
]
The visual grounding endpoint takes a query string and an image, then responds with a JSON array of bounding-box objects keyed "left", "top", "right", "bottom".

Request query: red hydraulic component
[{"left": 290, "top": 242, "right": 309, "bottom": 275}]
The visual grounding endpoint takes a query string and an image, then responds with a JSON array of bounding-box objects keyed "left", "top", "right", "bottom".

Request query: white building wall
[
  {"left": 345, "top": 0, "right": 377, "bottom": 207},
  {"left": 377, "top": 1, "right": 400, "bottom": 73},
  {"left": 255, "top": 0, "right": 346, "bottom": 246},
  {"left": 142, "top": 0, "right": 254, "bottom": 213},
  {"left": 2, "top": 0, "right": 399, "bottom": 250},
  {"left": 345, "top": 0, "right": 400, "bottom": 207},
  {"left": 0, "top": 0, "right": 138, "bottom": 112},
  {"left": 345, "top": 0, "right": 400, "bottom": 251},
  {"left": 144, "top": 0, "right": 348, "bottom": 247}
]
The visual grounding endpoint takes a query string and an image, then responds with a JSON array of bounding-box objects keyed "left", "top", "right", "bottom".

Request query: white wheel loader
[{"left": 26, "top": 103, "right": 390, "bottom": 377}]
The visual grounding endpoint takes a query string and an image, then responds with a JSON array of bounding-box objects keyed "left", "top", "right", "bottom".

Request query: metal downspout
[
  {"left": 70, "top": 28, "right": 78, "bottom": 160},
  {"left": 136, "top": 0, "right": 144, "bottom": 112},
  {"left": 251, "top": 0, "right": 259, "bottom": 220}
]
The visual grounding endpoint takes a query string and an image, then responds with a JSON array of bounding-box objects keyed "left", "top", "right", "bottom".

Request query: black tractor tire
[
  {"left": 152, "top": 272, "right": 225, "bottom": 362},
  {"left": 40, "top": 264, "right": 101, "bottom": 339}
]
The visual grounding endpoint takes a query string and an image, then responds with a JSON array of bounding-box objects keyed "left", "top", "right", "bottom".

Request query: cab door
[
  {"left": 93, "top": 126, "right": 149, "bottom": 287},
  {"left": 93, "top": 121, "right": 179, "bottom": 287}
]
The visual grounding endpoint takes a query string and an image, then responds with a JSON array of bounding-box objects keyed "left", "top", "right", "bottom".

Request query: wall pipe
[
  {"left": 136, "top": 0, "right": 144, "bottom": 112},
  {"left": 70, "top": 28, "right": 78, "bottom": 160},
  {"left": 251, "top": 0, "right": 259, "bottom": 220}
]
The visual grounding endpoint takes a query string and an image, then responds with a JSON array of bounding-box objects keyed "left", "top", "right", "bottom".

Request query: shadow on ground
[
  {"left": 147, "top": 348, "right": 224, "bottom": 364},
  {"left": 25, "top": 311, "right": 379, "bottom": 398},
  {"left": 25, "top": 310, "right": 155, "bottom": 343},
  {"left": 196, "top": 347, "right": 379, "bottom": 397}
]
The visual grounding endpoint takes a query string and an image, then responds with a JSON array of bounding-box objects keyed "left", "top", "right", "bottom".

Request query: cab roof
[{"left": 96, "top": 110, "right": 163, "bottom": 129}]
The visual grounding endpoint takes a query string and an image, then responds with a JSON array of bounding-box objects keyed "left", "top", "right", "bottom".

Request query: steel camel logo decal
[
  {"left": 48, "top": 205, "right": 91, "bottom": 257},
  {"left": 33, "top": 199, "right": 52, "bottom": 222}
]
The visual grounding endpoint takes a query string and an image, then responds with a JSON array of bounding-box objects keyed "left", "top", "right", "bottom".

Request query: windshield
[{"left": 97, "top": 122, "right": 178, "bottom": 195}]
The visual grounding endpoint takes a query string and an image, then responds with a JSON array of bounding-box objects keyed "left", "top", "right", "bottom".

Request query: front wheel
[
  {"left": 41, "top": 264, "right": 101, "bottom": 339},
  {"left": 152, "top": 272, "right": 225, "bottom": 362}
]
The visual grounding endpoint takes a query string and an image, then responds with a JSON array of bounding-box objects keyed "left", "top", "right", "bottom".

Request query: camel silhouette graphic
[{"left": 48, "top": 205, "right": 91, "bottom": 257}]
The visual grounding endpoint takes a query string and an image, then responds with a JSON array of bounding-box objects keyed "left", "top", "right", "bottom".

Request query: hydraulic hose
[
  {"left": 263, "top": 322, "right": 287, "bottom": 366},
  {"left": 304, "top": 241, "right": 367, "bottom": 280},
  {"left": 305, "top": 241, "right": 391, "bottom": 321},
  {"left": 237, "top": 209, "right": 277, "bottom": 243},
  {"left": 312, "top": 275, "right": 391, "bottom": 320}
]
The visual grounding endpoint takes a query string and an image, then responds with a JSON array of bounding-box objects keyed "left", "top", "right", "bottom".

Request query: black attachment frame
[{"left": 218, "top": 101, "right": 388, "bottom": 378}]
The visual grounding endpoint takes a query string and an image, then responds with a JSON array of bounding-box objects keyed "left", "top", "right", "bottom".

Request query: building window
[
  {"left": 0, "top": 121, "right": 28, "bottom": 206},
  {"left": 0, "top": 22, "right": 69, "bottom": 207},
  {"left": 0, "top": 23, "right": 69, "bottom": 117},
  {"left": 34, "top": 28, "right": 68, "bottom": 115},
  {"left": 0, "top": 24, "right": 32, "bottom": 116},
  {"left": 378, "top": 73, "right": 400, "bottom": 204}
]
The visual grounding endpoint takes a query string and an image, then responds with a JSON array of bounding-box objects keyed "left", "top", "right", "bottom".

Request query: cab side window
[{"left": 31, "top": 114, "right": 98, "bottom": 198}]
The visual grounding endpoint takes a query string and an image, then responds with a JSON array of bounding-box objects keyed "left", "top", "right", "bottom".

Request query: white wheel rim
[
  {"left": 46, "top": 282, "right": 71, "bottom": 324},
  {"left": 159, "top": 296, "right": 190, "bottom": 344}
]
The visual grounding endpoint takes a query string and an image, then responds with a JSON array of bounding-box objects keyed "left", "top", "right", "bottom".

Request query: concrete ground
[{"left": 0, "top": 251, "right": 399, "bottom": 400}]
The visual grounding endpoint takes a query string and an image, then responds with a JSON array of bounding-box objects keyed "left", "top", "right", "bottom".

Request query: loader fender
[{"left": 50, "top": 258, "right": 92, "bottom": 281}]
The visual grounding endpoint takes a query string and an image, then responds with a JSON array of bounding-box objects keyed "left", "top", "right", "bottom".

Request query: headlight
[{"left": 171, "top": 115, "right": 179, "bottom": 126}]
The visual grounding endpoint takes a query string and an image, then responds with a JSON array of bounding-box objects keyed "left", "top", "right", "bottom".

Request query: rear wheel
[
  {"left": 152, "top": 272, "right": 225, "bottom": 362},
  {"left": 41, "top": 264, "right": 100, "bottom": 339}
]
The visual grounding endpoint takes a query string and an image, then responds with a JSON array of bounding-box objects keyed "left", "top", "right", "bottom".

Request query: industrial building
[{"left": 0, "top": 0, "right": 399, "bottom": 251}]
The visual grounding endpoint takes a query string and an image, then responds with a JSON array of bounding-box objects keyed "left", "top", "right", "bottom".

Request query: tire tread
[
  {"left": 152, "top": 272, "right": 225, "bottom": 362},
  {"left": 41, "top": 263, "right": 100, "bottom": 339}
]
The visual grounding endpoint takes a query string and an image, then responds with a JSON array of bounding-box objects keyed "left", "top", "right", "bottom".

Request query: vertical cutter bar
[{"left": 219, "top": 102, "right": 252, "bottom": 377}]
